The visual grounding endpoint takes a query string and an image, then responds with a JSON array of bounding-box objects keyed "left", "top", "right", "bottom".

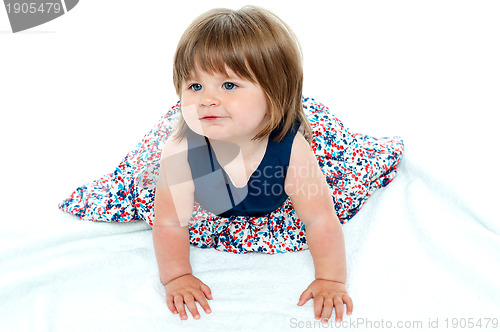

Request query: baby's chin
[{"left": 189, "top": 124, "right": 229, "bottom": 141}]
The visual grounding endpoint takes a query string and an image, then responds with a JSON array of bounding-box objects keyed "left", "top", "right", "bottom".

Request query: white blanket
[{"left": 1, "top": 1, "right": 499, "bottom": 331}]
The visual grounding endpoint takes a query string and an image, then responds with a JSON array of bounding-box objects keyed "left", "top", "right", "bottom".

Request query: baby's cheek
[{"left": 181, "top": 104, "right": 203, "bottom": 135}]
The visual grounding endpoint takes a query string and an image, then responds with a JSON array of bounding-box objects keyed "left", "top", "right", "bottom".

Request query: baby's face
[{"left": 180, "top": 66, "right": 269, "bottom": 144}]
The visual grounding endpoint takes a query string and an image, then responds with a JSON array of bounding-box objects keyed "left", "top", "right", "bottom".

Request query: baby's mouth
[{"left": 200, "top": 116, "right": 225, "bottom": 120}]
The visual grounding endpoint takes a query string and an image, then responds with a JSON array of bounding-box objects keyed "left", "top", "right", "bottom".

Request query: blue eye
[
  {"left": 189, "top": 83, "right": 202, "bottom": 91},
  {"left": 223, "top": 82, "right": 237, "bottom": 90}
]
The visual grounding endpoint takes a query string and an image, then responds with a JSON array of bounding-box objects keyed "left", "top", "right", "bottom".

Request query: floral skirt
[{"left": 58, "top": 97, "right": 404, "bottom": 254}]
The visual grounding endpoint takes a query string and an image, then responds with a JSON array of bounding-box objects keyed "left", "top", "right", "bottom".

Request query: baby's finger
[
  {"left": 343, "top": 294, "right": 354, "bottom": 315},
  {"left": 321, "top": 298, "right": 334, "bottom": 322},
  {"left": 297, "top": 289, "right": 312, "bottom": 306},
  {"left": 200, "top": 282, "right": 213, "bottom": 300},
  {"left": 194, "top": 290, "right": 212, "bottom": 314},
  {"left": 313, "top": 296, "right": 324, "bottom": 320},
  {"left": 174, "top": 295, "right": 188, "bottom": 320},
  {"left": 184, "top": 294, "right": 201, "bottom": 320},
  {"left": 166, "top": 295, "right": 178, "bottom": 314},
  {"left": 334, "top": 296, "right": 345, "bottom": 321}
]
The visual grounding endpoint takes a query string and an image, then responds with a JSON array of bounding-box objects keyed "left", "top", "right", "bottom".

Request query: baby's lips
[{"left": 5, "top": 0, "right": 79, "bottom": 33}]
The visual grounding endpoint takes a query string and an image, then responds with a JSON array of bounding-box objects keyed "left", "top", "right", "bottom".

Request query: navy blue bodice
[{"left": 186, "top": 122, "right": 300, "bottom": 217}]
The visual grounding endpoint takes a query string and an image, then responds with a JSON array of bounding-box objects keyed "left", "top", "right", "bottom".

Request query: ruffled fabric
[{"left": 58, "top": 97, "right": 404, "bottom": 254}]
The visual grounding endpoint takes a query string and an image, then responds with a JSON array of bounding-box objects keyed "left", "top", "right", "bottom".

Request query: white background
[
  {"left": 1, "top": 2, "right": 500, "bottom": 331},
  {"left": 1, "top": 0, "right": 499, "bottom": 230},
  {"left": 1, "top": 1, "right": 499, "bottom": 228}
]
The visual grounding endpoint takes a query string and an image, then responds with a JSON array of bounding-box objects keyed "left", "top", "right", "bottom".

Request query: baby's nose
[{"left": 200, "top": 89, "right": 220, "bottom": 107}]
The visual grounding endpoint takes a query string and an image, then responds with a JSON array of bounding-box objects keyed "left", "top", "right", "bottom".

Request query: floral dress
[{"left": 58, "top": 97, "right": 404, "bottom": 254}]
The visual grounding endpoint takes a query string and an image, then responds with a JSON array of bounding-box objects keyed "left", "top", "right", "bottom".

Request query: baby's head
[{"left": 173, "top": 6, "right": 311, "bottom": 142}]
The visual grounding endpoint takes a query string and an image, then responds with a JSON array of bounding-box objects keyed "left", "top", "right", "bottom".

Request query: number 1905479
[
  {"left": 444, "top": 317, "right": 498, "bottom": 329},
  {"left": 6, "top": 2, "right": 62, "bottom": 14}
]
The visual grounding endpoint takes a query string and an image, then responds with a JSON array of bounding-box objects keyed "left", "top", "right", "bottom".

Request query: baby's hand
[
  {"left": 163, "top": 274, "right": 213, "bottom": 320},
  {"left": 297, "top": 279, "right": 353, "bottom": 322}
]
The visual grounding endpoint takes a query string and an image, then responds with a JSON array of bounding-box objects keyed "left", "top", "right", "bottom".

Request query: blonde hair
[{"left": 172, "top": 5, "right": 312, "bottom": 144}]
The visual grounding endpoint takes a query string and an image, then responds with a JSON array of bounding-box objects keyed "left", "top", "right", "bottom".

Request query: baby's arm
[
  {"left": 153, "top": 135, "right": 212, "bottom": 320},
  {"left": 285, "top": 133, "right": 353, "bottom": 322}
]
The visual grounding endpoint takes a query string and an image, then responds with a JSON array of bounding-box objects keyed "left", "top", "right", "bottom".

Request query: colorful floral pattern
[{"left": 58, "top": 97, "right": 404, "bottom": 254}]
